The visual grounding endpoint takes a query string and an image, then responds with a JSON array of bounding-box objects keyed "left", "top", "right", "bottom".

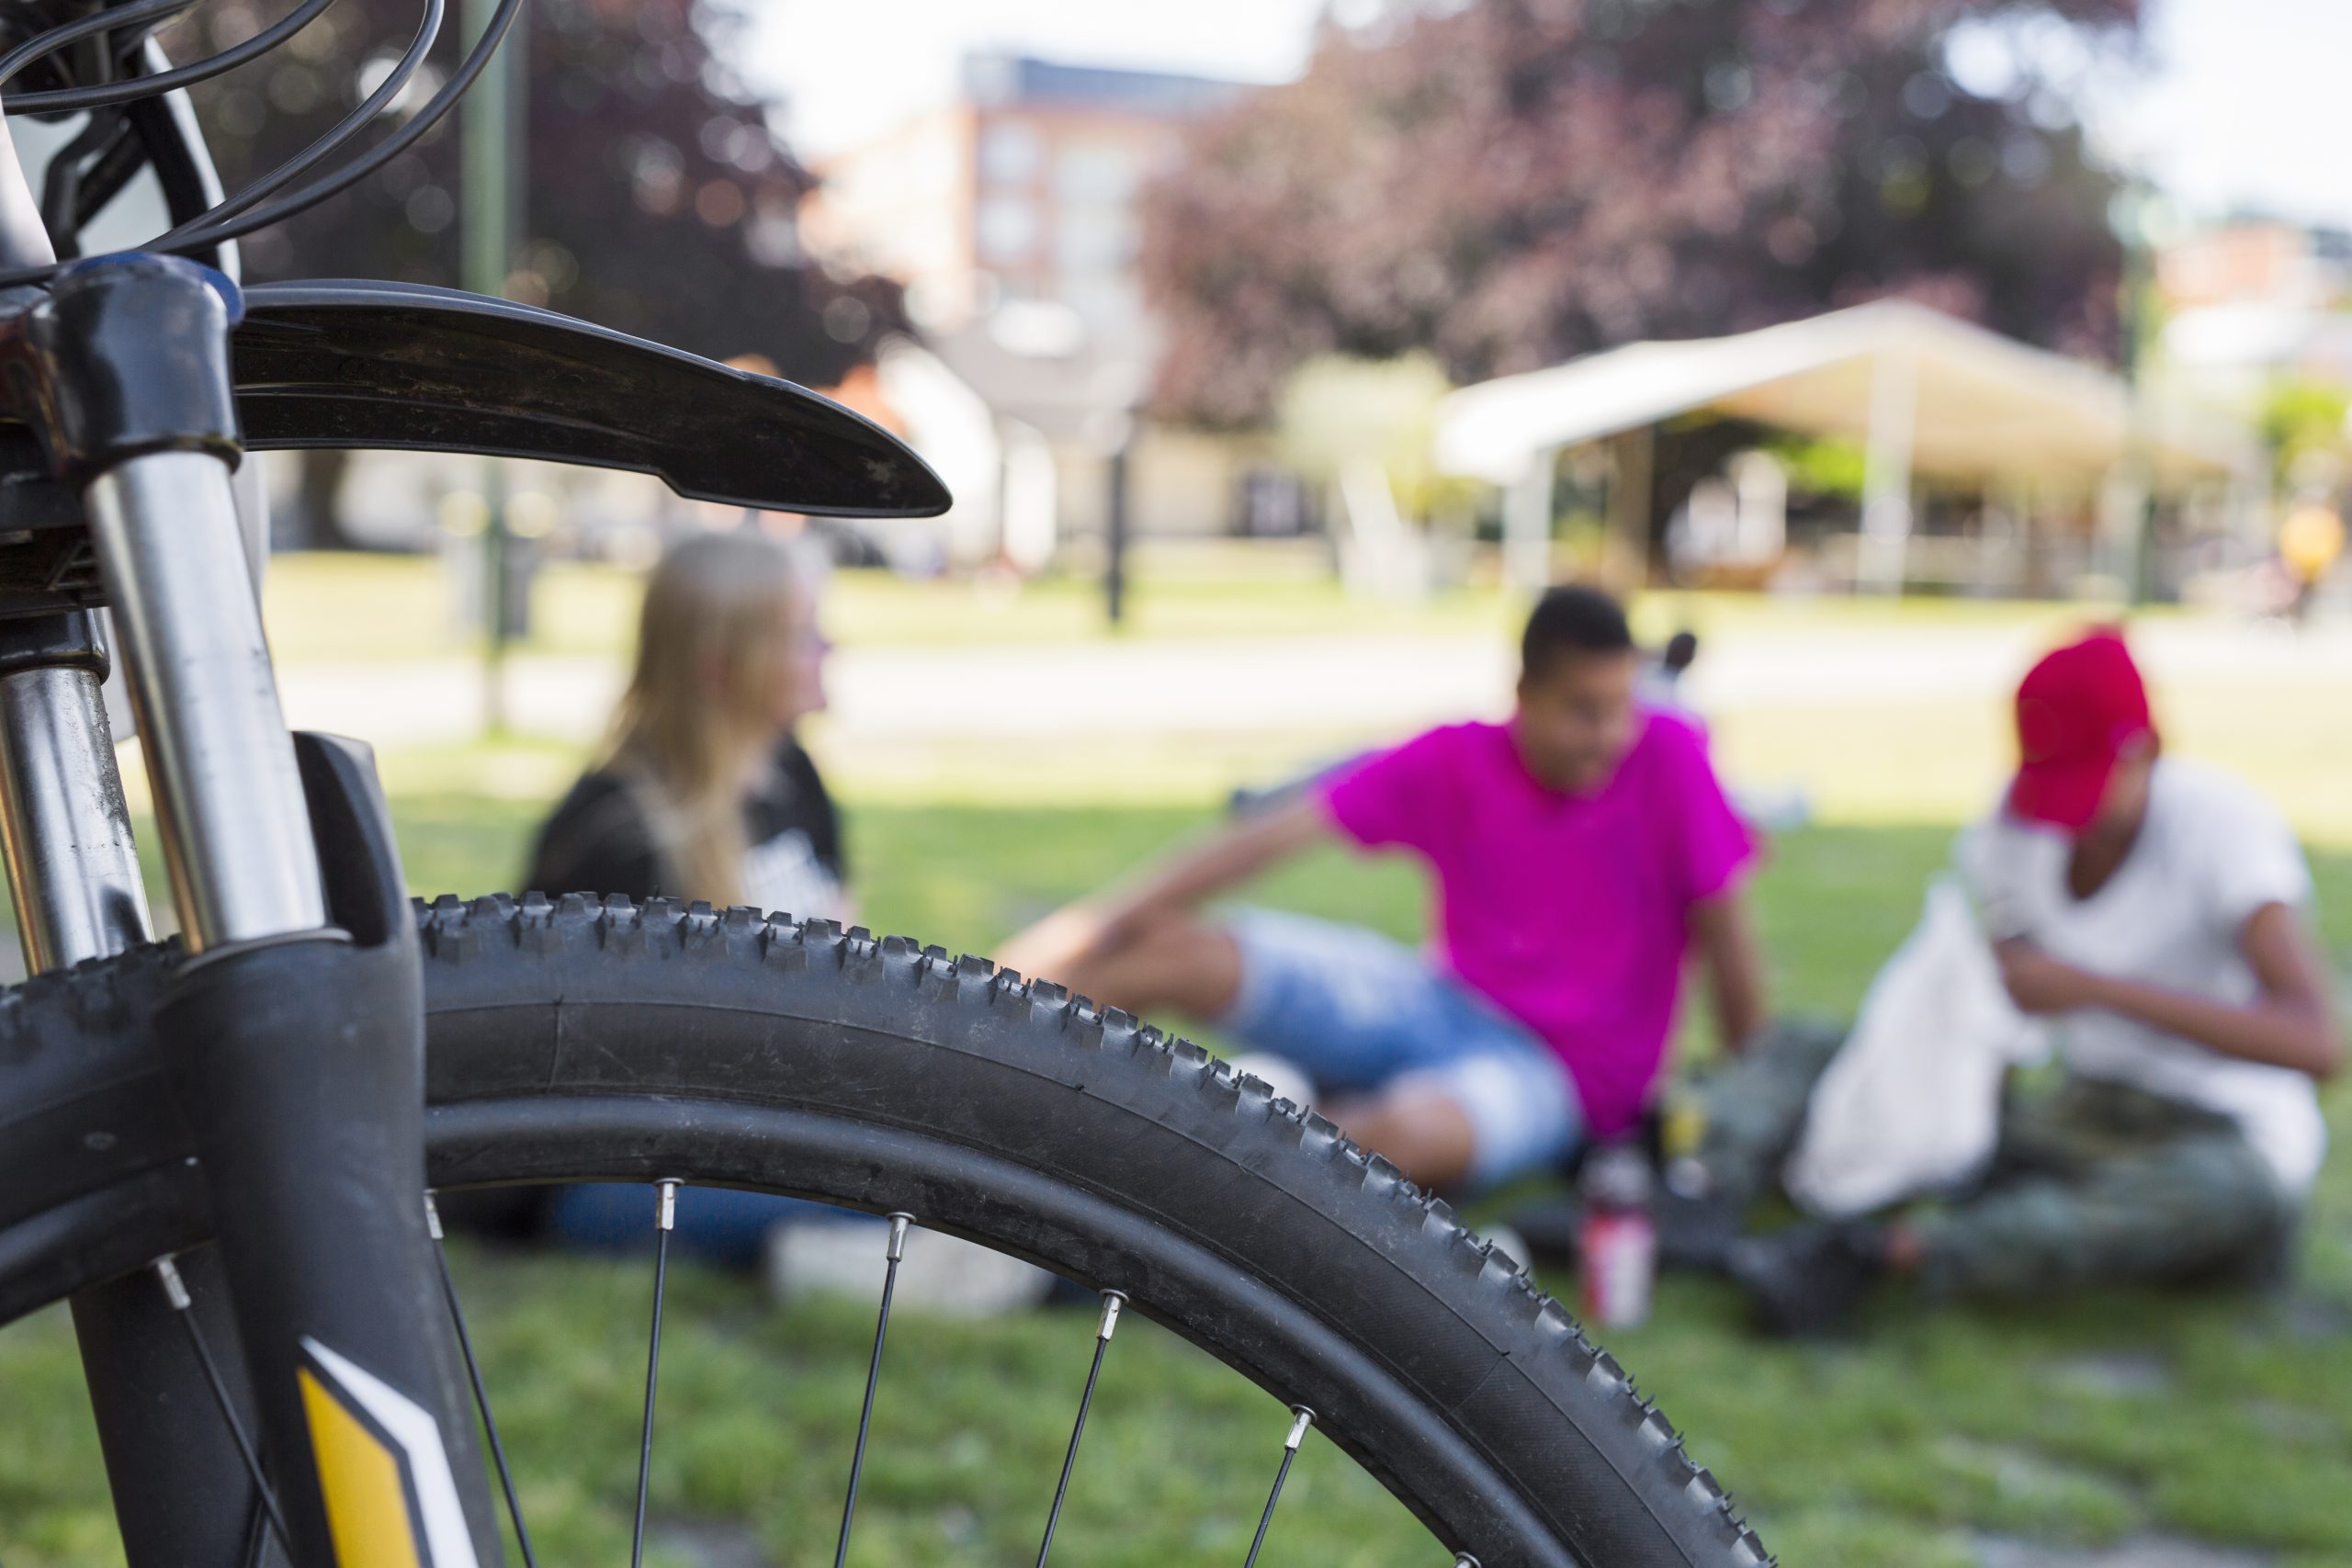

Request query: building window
[
  {"left": 979, "top": 121, "right": 1043, "bottom": 186},
  {"left": 1055, "top": 138, "right": 1136, "bottom": 203},
  {"left": 977, "top": 195, "right": 1038, "bottom": 263}
]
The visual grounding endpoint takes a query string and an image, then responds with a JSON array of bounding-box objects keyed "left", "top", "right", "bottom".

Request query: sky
[
  {"left": 2113, "top": 0, "right": 2352, "bottom": 228},
  {"left": 740, "top": 0, "right": 1329, "bottom": 158},
  {"left": 743, "top": 0, "right": 2352, "bottom": 232}
]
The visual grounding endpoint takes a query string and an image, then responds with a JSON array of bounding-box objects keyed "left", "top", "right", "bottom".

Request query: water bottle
[{"left": 1577, "top": 1141, "right": 1657, "bottom": 1330}]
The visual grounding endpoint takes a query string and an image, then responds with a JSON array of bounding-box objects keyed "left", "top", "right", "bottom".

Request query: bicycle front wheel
[{"left": 0, "top": 894, "right": 1768, "bottom": 1568}]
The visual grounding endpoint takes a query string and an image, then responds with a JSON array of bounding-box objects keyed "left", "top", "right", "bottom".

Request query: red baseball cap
[{"left": 2007, "top": 629, "right": 2154, "bottom": 833}]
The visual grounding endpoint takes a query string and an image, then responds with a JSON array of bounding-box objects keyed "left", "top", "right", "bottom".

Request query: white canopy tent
[{"left": 1432, "top": 300, "right": 2256, "bottom": 591}]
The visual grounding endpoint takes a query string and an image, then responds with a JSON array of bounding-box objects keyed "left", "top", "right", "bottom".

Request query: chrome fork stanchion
[
  {"left": 84, "top": 449, "right": 324, "bottom": 947},
  {"left": 0, "top": 643, "right": 150, "bottom": 966}
]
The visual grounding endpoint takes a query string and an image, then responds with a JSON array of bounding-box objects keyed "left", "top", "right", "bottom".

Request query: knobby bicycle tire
[{"left": 0, "top": 894, "right": 1770, "bottom": 1568}]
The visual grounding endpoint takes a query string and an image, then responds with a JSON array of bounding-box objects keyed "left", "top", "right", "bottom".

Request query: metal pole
[
  {"left": 1604, "top": 427, "right": 1653, "bottom": 590},
  {"left": 480, "top": 460, "right": 511, "bottom": 733},
  {"left": 2114, "top": 179, "right": 2157, "bottom": 604},
  {"left": 463, "top": 0, "right": 525, "bottom": 731},
  {"left": 1104, "top": 440, "right": 1130, "bottom": 627},
  {"left": 1504, "top": 448, "right": 1554, "bottom": 592},
  {"left": 1859, "top": 348, "right": 1917, "bottom": 595}
]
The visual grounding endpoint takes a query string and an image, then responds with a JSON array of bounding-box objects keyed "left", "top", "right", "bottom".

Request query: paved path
[
  {"left": 1974, "top": 1534, "right": 2267, "bottom": 1568},
  {"left": 277, "top": 618, "right": 2352, "bottom": 755}
]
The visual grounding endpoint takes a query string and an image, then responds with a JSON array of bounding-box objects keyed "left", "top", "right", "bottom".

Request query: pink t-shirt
[{"left": 1317, "top": 713, "right": 1756, "bottom": 1138}]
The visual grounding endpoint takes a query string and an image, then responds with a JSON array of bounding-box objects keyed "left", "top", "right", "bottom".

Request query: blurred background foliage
[
  {"left": 1144, "top": 0, "right": 2142, "bottom": 426},
  {"left": 185, "top": 0, "right": 899, "bottom": 375}
]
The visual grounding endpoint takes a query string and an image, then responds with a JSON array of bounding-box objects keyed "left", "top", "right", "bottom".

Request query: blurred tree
[
  {"left": 1763, "top": 433, "right": 1871, "bottom": 501},
  {"left": 1144, "top": 0, "right": 2142, "bottom": 429},
  {"left": 177, "top": 0, "right": 893, "bottom": 539},
  {"left": 2258, "top": 378, "right": 2350, "bottom": 491}
]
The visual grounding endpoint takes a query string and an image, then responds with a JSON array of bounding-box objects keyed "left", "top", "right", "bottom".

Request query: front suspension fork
[
  {"left": 0, "top": 108, "right": 277, "bottom": 1564},
  {"left": 1, "top": 255, "right": 501, "bottom": 1565}
]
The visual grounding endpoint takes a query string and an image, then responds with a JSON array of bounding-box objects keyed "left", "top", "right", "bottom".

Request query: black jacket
[{"left": 526, "top": 739, "right": 845, "bottom": 909}]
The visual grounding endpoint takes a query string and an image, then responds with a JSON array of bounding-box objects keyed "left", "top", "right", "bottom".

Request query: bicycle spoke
[
  {"left": 424, "top": 1193, "right": 540, "bottom": 1568},
  {"left": 832, "top": 1212, "right": 913, "bottom": 1568},
  {"left": 1033, "top": 1289, "right": 1125, "bottom": 1568},
  {"left": 632, "top": 1179, "right": 679, "bottom": 1568},
  {"left": 153, "top": 1257, "right": 293, "bottom": 1548},
  {"left": 1240, "top": 1406, "right": 1314, "bottom": 1568}
]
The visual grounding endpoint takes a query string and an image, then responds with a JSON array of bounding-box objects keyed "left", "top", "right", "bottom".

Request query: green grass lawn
[
  {"left": 9, "top": 544, "right": 2350, "bottom": 1562},
  {"left": 5, "top": 775, "right": 2350, "bottom": 1567}
]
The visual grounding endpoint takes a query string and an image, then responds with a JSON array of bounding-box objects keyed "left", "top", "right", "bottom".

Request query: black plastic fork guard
[
  {"left": 109, "top": 732, "right": 504, "bottom": 1565},
  {"left": 0, "top": 273, "right": 950, "bottom": 539},
  {"left": 230, "top": 279, "right": 951, "bottom": 518}
]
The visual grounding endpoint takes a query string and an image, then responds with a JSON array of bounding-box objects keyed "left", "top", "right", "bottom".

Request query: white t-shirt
[
  {"left": 742, "top": 827, "right": 849, "bottom": 923},
  {"left": 1960, "top": 759, "right": 2325, "bottom": 1194}
]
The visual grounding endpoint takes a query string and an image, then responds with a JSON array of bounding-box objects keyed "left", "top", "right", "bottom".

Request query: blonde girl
[{"left": 527, "top": 528, "right": 848, "bottom": 919}]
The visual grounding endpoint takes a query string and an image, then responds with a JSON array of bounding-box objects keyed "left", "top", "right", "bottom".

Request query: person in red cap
[{"left": 1722, "top": 628, "right": 2341, "bottom": 1335}]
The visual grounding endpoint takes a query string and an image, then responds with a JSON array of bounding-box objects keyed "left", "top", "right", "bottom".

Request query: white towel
[{"left": 1782, "top": 877, "right": 2048, "bottom": 1218}]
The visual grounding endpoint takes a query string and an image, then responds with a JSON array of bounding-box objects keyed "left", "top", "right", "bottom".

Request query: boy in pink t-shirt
[{"left": 999, "top": 586, "right": 1768, "bottom": 1191}]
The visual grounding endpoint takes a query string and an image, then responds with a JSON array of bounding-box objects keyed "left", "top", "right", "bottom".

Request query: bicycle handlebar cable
[
  {"left": 6, "top": 0, "right": 337, "bottom": 115},
  {"left": 0, "top": 0, "right": 526, "bottom": 289},
  {"left": 158, "top": 0, "right": 439, "bottom": 236},
  {"left": 164, "top": 0, "right": 521, "bottom": 252},
  {"left": 0, "top": 0, "right": 203, "bottom": 93}
]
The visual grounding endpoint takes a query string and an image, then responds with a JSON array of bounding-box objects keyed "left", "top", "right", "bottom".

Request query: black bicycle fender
[{"left": 231, "top": 279, "right": 950, "bottom": 518}]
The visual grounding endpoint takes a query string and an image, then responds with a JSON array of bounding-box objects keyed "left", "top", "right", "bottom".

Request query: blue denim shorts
[{"left": 1218, "top": 908, "right": 1581, "bottom": 1189}]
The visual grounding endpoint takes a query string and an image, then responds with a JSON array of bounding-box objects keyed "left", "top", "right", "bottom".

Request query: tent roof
[{"left": 1433, "top": 300, "right": 2252, "bottom": 490}]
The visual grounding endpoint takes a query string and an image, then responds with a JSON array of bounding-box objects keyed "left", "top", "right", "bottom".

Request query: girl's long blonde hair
[{"left": 606, "top": 530, "right": 808, "bottom": 907}]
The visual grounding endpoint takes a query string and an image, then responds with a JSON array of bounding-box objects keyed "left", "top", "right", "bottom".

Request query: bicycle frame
[
  {"left": 0, "top": 113, "right": 503, "bottom": 1564},
  {"left": 0, "top": 101, "right": 273, "bottom": 1563}
]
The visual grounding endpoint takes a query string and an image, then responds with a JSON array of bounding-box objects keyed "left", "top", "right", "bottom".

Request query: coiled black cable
[
  {"left": 0, "top": 0, "right": 527, "bottom": 288},
  {"left": 163, "top": 0, "right": 520, "bottom": 252},
  {"left": 0, "top": 0, "right": 201, "bottom": 94},
  {"left": 6, "top": 0, "right": 339, "bottom": 116},
  {"left": 161, "top": 0, "right": 442, "bottom": 235}
]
